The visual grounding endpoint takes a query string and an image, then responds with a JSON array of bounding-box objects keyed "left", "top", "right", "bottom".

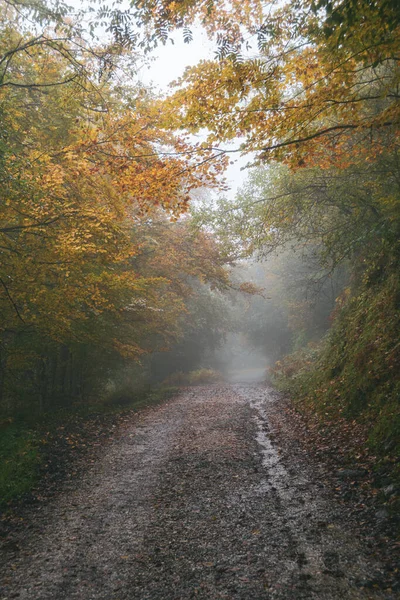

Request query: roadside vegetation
[
  {"left": 162, "top": 368, "right": 223, "bottom": 386},
  {"left": 0, "top": 386, "right": 180, "bottom": 507}
]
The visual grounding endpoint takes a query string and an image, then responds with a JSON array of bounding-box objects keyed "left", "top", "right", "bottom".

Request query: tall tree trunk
[
  {"left": 0, "top": 347, "right": 5, "bottom": 409},
  {"left": 59, "top": 345, "right": 69, "bottom": 404},
  {"left": 38, "top": 357, "right": 48, "bottom": 412},
  {"left": 49, "top": 351, "right": 58, "bottom": 403}
]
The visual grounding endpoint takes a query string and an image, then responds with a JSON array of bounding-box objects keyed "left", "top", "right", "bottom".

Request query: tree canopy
[{"left": 162, "top": 0, "right": 399, "bottom": 170}]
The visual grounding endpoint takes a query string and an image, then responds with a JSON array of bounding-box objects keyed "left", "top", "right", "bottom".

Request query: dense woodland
[{"left": 0, "top": 0, "right": 399, "bottom": 500}]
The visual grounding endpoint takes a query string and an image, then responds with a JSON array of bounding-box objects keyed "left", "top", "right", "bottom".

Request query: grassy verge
[
  {"left": 0, "top": 386, "right": 178, "bottom": 510},
  {"left": 271, "top": 344, "right": 400, "bottom": 496},
  {"left": 0, "top": 422, "right": 42, "bottom": 505}
]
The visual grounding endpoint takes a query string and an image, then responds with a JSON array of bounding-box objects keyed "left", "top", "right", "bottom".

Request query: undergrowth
[
  {"left": 271, "top": 270, "right": 400, "bottom": 477},
  {"left": 0, "top": 422, "right": 41, "bottom": 504},
  {"left": 162, "top": 368, "right": 222, "bottom": 386}
]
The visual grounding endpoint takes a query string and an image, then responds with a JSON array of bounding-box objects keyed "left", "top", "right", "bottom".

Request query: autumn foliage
[
  {"left": 0, "top": 2, "right": 231, "bottom": 412},
  {"left": 156, "top": 0, "right": 400, "bottom": 457}
]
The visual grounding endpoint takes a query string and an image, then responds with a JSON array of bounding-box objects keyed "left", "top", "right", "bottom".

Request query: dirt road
[{"left": 0, "top": 385, "right": 395, "bottom": 599}]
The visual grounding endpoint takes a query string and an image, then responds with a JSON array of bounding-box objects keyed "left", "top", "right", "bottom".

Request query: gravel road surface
[{"left": 0, "top": 384, "right": 394, "bottom": 599}]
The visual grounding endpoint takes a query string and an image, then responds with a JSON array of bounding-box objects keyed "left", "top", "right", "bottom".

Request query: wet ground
[{"left": 0, "top": 384, "right": 395, "bottom": 599}]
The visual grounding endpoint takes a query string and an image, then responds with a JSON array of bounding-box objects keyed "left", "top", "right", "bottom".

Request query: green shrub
[
  {"left": 163, "top": 368, "right": 222, "bottom": 386},
  {"left": 186, "top": 368, "right": 222, "bottom": 385},
  {"left": 0, "top": 422, "right": 41, "bottom": 505}
]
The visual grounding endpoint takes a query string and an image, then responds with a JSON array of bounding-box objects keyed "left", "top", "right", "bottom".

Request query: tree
[
  {"left": 162, "top": 0, "right": 399, "bottom": 170},
  {"left": 0, "top": 12, "right": 229, "bottom": 411}
]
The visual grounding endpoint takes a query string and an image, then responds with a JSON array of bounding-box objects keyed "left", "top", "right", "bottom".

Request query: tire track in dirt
[{"left": 242, "top": 384, "right": 390, "bottom": 598}]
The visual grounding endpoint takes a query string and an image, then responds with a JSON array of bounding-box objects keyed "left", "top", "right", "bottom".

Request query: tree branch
[
  {"left": 0, "top": 277, "right": 25, "bottom": 323},
  {"left": 261, "top": 122, "right": 398, "bottom": 153}
]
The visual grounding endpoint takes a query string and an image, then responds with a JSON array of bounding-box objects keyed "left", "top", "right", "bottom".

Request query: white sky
[
  {"left": 138, "top": 31, "right": 250, "bottom": 199},
  {"left": 138, "top": 28, "right": 213, "bottom": 91}
]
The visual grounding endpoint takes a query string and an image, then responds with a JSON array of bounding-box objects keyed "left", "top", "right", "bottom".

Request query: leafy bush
[
  {"left": 187, "top": 369, "right": 222, "bottom": 385},
  {"left": 163, "top": 368, "right": 222, "bottom": 386}
]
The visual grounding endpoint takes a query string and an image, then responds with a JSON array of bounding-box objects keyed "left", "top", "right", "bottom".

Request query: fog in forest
[
  {"left": 214, "top": 333, "right": 268, "bottom": 383},
  {"left": 145, "top": 247, "right": 347, "bottom": 390}
]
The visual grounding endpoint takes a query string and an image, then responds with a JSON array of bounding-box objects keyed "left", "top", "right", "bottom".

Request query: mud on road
[{"left": 0, "top": 385, "right": 396, "bottom": 599}]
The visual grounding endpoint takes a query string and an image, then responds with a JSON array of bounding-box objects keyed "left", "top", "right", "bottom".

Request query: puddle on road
[
  {"left": 235, "top": 385, "right": 310, "bottom": 503},
  {"left": 250, "top": 396, "right": 291, "bottom": 498}
]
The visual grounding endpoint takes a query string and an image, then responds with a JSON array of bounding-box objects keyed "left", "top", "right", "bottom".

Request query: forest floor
[{"left": 0, "top": 383, "right": 399, "bottom": 599}]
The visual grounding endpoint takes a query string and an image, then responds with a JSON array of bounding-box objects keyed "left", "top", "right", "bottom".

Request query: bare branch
[{"left": 0, "top": 277, "right": 25, "bottom": 323}]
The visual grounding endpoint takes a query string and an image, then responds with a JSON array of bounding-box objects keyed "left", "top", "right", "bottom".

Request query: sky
[
  {"left": 138, "top": 28, "right": 213, "bottom": 91},
  {"left": 138, "top": 30, "right": 251, "bottom": 199}
]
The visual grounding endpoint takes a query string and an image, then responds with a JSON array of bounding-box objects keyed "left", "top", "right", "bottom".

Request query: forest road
[{"left": 0, "top": 384, "right": 394, "bottom": 600}]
